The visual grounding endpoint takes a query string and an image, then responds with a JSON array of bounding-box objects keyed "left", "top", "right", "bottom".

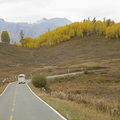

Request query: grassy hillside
[{"left": 0, "top": 37, "right": 120, "bottom": 80}]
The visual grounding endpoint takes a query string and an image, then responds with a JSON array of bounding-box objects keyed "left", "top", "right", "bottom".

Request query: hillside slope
[{"left": 0, "top": 37, "right": 120, "bottom": 79}]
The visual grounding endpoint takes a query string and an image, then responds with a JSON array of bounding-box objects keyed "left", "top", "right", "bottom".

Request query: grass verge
[
  {"left": 0, "top": 83, "right": 8, "bottom": 94},
  {"left": 28, "top": 82, "right": 119, "bottom": 120}
]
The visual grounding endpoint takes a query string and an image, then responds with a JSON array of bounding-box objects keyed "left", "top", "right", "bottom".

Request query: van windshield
[{"left": 18, "top": 76, "right": 25, "bottom": 78}]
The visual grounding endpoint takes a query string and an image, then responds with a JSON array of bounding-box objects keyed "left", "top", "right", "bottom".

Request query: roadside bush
[{"left": 32, "top": 75, "right": 47, "bottom": 88}]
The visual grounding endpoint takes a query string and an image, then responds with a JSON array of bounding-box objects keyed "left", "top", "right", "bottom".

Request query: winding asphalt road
[
  {"left": 0, "top": 72, "right": 85, "bottom": 120},
  {"left": 0, "top": 82, "right": 66, "bottom": 120}
]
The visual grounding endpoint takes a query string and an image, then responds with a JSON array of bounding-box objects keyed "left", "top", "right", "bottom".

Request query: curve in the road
[
  {"left": 27, "top": 84, "right": 67, "bottom": 120},
  {"left": 0, "top": 82, "right": 67, "bottom": 120}
]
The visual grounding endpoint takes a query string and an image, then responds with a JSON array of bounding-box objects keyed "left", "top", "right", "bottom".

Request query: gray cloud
[{"left": 0, "top": 0, "right": 120, "bottom": 22}]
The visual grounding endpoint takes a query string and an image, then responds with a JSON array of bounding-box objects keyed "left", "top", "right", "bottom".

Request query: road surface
[
  {"left": 47, "top": 71, "right": 83, "bottom": 79},
  {"left": 0, "top": 82, "right": 66, "bottom": 120}
]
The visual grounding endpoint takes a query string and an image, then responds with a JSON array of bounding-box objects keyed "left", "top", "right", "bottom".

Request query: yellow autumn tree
[
  {"left": 106, "top": 23, "right": 120, "bottom": 39},
  {"left": 13, "top": 42, "right": 22, "bottom": 47},
  {"left": 20, "top": 20, "right": 120, "bottom": 48},
  {"left": 22, "top": 37, "right": 39, "bottom": 48},
  {"left": 93, "top": 21, "right": 106, "bottom": 36}
]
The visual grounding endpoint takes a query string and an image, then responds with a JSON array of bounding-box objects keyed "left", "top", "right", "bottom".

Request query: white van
[{"left": 18, "top": 74, "right": 26, "bottom": 84}]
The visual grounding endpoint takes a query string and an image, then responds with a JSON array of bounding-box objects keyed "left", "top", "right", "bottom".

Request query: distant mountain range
[{"left": 0, "top": 18, "right": 71, "bottom": 43}]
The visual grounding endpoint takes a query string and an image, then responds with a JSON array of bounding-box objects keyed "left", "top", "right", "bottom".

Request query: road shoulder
[
  {"left": 0, "top": 83, "right": 9, "bottom": 96},
  {"left": 28, "top": 82, "right": 115, "bottom": 120},
  {"left": 27, "top": 83, "right": 67, "bottom": 120}
]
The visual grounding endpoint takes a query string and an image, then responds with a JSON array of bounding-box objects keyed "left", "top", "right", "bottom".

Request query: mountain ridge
[{"left": 0, "top": 18, "right": 71, "bottom": 43}]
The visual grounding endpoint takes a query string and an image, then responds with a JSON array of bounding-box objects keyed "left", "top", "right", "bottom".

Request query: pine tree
[
  {"left": 93, "top": 17, "right": 96, "bottom": 23},
  {"left": 20, "top": 30, "right": 24, "bottom": 44}
]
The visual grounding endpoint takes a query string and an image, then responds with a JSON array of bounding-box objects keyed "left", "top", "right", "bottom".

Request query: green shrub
[{"left": 32, "top": 75, "right": 47, "bottom": 88}]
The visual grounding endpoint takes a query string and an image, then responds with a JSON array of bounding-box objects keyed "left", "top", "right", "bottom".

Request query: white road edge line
[
  {"left": 0, "top": 83, "right": 12, "bottom": 97},
  {"left": 26, "top": 84, "right": 67, "bottom": 120}
]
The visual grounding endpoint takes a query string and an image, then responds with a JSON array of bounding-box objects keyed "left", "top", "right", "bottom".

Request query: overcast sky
[{"left": 0, "top": 0, "right": 120, "bottom": 23}]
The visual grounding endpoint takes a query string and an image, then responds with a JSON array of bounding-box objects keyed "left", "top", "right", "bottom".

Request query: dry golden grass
[
  {"left": 29, "top": 83, "right": 119, "bottom": 120},
  {"left": 0, "top": 37, "right": 120, "bottom": 79},
  {"left": 0, "top": 83, "right": 8, "bottom": 94},
  {"left": 47, "top": 72, "right": 120, "bottom": 117}
]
